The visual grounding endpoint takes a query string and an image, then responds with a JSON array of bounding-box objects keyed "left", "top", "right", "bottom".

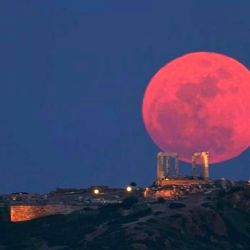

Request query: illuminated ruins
[{"left": 144, "top": 151, "right": 212, "bottom": 199}]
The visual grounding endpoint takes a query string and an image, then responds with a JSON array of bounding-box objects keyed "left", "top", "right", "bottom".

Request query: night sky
[{"left": 1, "top": 1, "right": 250, "bottom": 193}]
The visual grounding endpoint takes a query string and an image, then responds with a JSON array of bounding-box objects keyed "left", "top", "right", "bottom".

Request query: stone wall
[{"left": 10, "top": 204, "right": 82, "bottom": 222}]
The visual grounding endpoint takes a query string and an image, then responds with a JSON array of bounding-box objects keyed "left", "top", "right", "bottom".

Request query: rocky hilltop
[{"left": 0, "top": 185, "right": 250, "bottom": 250}]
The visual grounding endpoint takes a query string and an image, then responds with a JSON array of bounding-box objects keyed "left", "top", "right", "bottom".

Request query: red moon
[{"left": 142, "top": 52, "right": 250, "bottom": 163}]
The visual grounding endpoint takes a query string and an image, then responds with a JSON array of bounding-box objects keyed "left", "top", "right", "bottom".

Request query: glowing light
[
  {"left": 126, "top": 186, "right": 132, "bottom": 192},
  {"left": 93, "top": 189, "right": 100, "bottom": 194}
]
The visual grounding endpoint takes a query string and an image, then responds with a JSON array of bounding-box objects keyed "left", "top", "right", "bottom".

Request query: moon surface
[{"left": 142, "top": 52, "right": 250, "bottom": 163}]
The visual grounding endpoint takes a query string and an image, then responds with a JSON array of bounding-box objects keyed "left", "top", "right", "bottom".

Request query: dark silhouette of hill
[{"left": 0, "top": 186, "right": 250, "bottom": 250}]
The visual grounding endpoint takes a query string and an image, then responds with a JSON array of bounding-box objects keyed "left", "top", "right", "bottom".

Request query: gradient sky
[{"left": 0, "top": 1, "right": 250, "bottom": 193}]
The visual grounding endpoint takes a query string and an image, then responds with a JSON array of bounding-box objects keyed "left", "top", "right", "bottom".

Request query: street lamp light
[{"left": 93, "top": 189, "right": 100, "bottom": 195}]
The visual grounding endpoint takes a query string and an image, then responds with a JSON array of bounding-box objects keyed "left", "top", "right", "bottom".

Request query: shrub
[
  {"left": 121, "top": 196, "right": 138, "bottom": 209},
  {"left": 157, "top": 197, "right": 165, "bottom": 204}
]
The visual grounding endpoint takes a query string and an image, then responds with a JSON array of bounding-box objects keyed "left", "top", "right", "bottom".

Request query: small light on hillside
[{"left": 93, "top": 189, "right": 100, "bottom": 195}]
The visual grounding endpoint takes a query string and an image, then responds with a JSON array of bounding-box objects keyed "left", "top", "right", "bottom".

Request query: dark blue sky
[{"left": 0, "top": 1, "right": 250, "bottom": 193}]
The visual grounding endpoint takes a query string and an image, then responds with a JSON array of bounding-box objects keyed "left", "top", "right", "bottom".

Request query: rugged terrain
[{"left": 0, "top": 186, "right": 250, "bottom": 250}]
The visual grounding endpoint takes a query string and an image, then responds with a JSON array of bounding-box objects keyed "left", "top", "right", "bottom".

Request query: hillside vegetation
[{"left": 0, "top": 187, "right": 250, "bottom": 250}]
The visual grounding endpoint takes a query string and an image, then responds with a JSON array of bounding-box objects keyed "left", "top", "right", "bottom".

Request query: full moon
[{"left": 142, "top": 52, "right": 250, "bottom": 163}]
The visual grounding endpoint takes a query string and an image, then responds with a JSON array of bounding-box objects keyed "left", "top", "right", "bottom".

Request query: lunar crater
[{"left": 216, "top": 67, "right": 232, "bottom": 79}]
